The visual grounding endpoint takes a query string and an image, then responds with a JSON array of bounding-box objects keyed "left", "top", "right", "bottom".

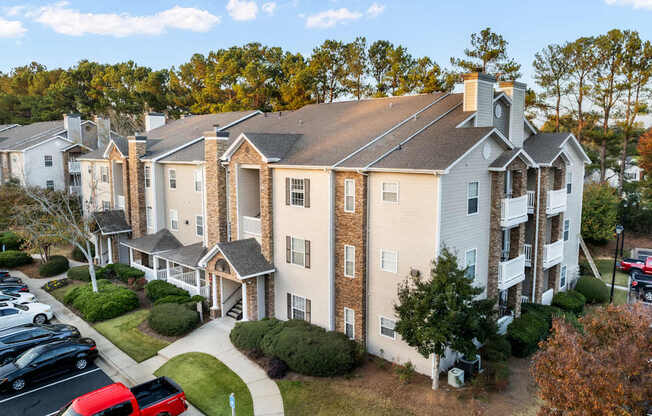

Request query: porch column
[
  {"left": 93, "top": 235, "right": 99, "bottom": 263},
  {"left": 257, "top": 275, "right": 265, "bottom": 320},
  {"left": 195, "top": 269, "right": 201, "bottom": 295},
  {"left": 129, "top": 247, "right": 133, "bottom": 265},
  {"left": 210, "top": 274, "right": 219, "bottom": 318},
  {"left": 153, "top": 257, "right": 158, "bottom": 280},
  {"left": 219, "top": 276, "right": 225, "bottom": 317},
  {"left": 241, "top": 282, "right": 248, "bottom": 322},
  {"left": 166, "top": 260, "right": 170, "bottom": 280},
  {"left": 107, "top": 237, "right": 113, "bottom": 264},
  {"left": 98, "top": 237, "right": 104, "bottom": 266}
]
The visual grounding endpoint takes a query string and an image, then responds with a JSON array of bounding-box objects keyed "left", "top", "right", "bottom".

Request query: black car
[
  {"left": 0, "top": 283, "right": 29, "bottom": 294},
  {"left": 0, "top": 324, "right": 81, "bottom": 365},
  {"left": 631, "top": 271, "right": 652, "bottom": 303},
  {"left": 0, "top": 275, "right": 22, "bottom": 284},
  {"left": 0, "top": 338, "right": 98, "bottom": 392}
]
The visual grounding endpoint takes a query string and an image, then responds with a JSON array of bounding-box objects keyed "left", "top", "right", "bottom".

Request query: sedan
[
  {"left": 0, "top": 275, "right": 22, "bottom": 284},
  {"left": 0, "top": 302, "right": 53, "bottom": 330},
  {"left": 0, "top": 283, "right": 29, "bottom": 294},
  {"left": 0, "top": 292, "right": 36, "bottom": 305},
  {"left": 0, "top": 338, "right": 98, "bottom": 391},
  {"left": 0, "top": 324, "right": 80, "bottom": 365}
]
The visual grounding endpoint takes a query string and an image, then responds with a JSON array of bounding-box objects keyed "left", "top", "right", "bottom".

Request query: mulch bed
[{"left": 14, "top": 261, "right": 45, "bottom": 279}]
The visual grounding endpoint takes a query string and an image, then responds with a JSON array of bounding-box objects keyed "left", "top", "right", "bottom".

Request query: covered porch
[
  {"left": 120, "top": 229, "right": 182, "bottom": 281},
  {"left": 91, "top": 210, "right": 131, "bottom": 266},
  {"left": 154, "top": 243, "right": 209, "bottom": 298}
]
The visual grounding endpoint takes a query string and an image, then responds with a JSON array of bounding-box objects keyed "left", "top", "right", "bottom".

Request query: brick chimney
[
  {"left": 462, "top": 73, "right": 496, "bottom": 128},
  {"left": 145, "top": 112, "right": 166, "bottom": 132},
  {"left": 93, "top": 115, "right": 111, "bottom": 150},
  {"left": 204, "top": 126, "right": 229, "bottom": 247},
  {"left": 128, "top": 135, "right": 147, "bottom": 238},
  {"left": 64, "top": 113, "right": 82, "bottom": 144},
  {"left": 497, "top": 81, "right": 527, "bottom": 148}
]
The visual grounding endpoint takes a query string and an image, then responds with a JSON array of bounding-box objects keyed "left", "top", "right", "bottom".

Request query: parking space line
[{"left": 0, "top": 368, "right": 101, "bottom": 404}]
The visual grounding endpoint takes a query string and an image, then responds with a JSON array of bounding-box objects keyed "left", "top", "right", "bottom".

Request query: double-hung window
[
  {"left": 344, "top": 245, "right": 355, "bottom": 277},
  {"left": 381, "top": 182, "right": 399, "bottom": 203},
  {"left": 290, "top": 237, "right": 305, "bottom": 267},
  {"left": 170, "top": 209, "right": 178, "bottom": 231},
  {"left": 380, "top": 249, "right": 398, "bottom": 273},
  {"left": 168, "top": 169, "right": 177, "bottom": 189},
  {"left": 560, "top": 265, "right": 567, "bottom": 289},
  {"left": 344, "top": 179, "right": 355, "bottom": 212},
  {"left": 290, "top": 178, "right": 305, "bottom": 206},
  {"left": 288, "top": 294, "right": 310, "bottom": 321},
  {"left": 563, "top": 219, "right": 570, "bottom": 242},
  {"left": 194, "top": 170, "right": 202, "bottom": 192},
  {"left": 566, "top": 171, "right": 572, "bottom": 194},
  {"left": 196, "top": 215, "right": 204, "bottom": 236},
  {"left": 465, "top": 248, "right": 477, "bottom": 280},
  {"left": 144, "top": 166, "right": 151, "bottom": 188},
  {"left": 380, "top": 316, "right": 396, "bottom": 339},
  {"left": 44, "top": 155, "right": 53, "bottom": 167},
  {"left": 102, "top": 200, "right": 110, "bottom": 211},
  {"left": 467, "top": 181, "right": 479, "bottom": 215},
  {"left": 100, "top": 166, "right": 109, "bottom": 183},
  {"left": 45, "top": 180, "right": 54, "bottom": 190},
  {"left": 146, "top": 206, "right": 153, "bottom": 228},
  {"left": 344, "top": 308, "right": 355, "bottom": 339}
]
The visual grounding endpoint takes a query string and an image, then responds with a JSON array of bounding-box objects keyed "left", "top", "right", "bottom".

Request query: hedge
[
  {"left": 103, "top": 263, "right": 145, "bottom": 283},
  {"left": 38, "top": 255, "right": 70, "bottom": 277},
  {"left": 67, "top": 265, "right": 105, "bottom": 282},
  {"left": 552, "top": 290, "right": 586, "bottom": 315},
  {"left": 575, "top": 276, "right": 609, "bottom": 304},
  {"left": 230, "top": 319, "right": 282, "bottom": 351},
  {"left": 63, "top": 280, "right": 139, "bottom": 322},
  {"left": 520, "top": 303, "right": 563, "bottom": 329},
  {"left": 0, "top": 250, "right": 33, "bottom": 268},
  {"left": 145, "top": 280, "right": 189, "bottom": 302},
  {"left": 148, "top": 303, "right": 199, "bottom": 336},
  {"left": 506, "top": 313, "right": 549, "bottom": 357},
  {"left": 0, "top": 232, "right": 22, "bottom": 251},
  {"left": 70, "top": 245, "right": 95, "bottom": 262},
  {"left": 480, "top": 333, "right": 512, "bottom": 362}
]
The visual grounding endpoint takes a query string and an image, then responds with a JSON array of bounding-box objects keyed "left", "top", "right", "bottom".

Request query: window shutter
[
  {"left": 285, "top": 178, "right": 290, "bottom": 205},
  {"left": 304, "top": 178, "right": 310, "bottom": 208},
  {"left": 286, "top": 236, "right": 291, "bottom": 263},
  {"left": 287, "top": 293, "right": 292, "bottom": 319},
  {"left": 304, "top": 240, "right": 311, "bottom": 269},
  {"left": 306, "top": 299, "right": 311, "bottom": 323}
]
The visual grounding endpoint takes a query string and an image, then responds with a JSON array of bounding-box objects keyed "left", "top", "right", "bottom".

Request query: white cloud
[
  {"left": 366, "top": 3, "right": 385, "bottom": 18},
  {"left": 226, "top": 0, "right": 259, "bottom": 21},
  {"left": 29, "top": 3, "right": 220, "bottom": 37},
  {"left": 0, "top": 17, "right": 26, "bottom": 38},
  {"left": 4, "top": 6, "right": 26, "bottom": 16},
  {"left": 305, "top": 8, "right": 362, "bottom": 28},
  {"left": 262, "top": 2, "right": 277, "bottom": 15},
  {"left": 605, "top": 0, "right": 652, "bottom": 9}
]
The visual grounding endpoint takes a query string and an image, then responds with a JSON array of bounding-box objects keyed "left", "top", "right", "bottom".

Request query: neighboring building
[
  {"left": 587, "top": 157, "right": 642, "bottom": 189},
  {"left": 0, "top": 114, "right": 114, "bottom": 194},
  {"left": 80, "top": 73, "right": 590, "bottom": 382}
]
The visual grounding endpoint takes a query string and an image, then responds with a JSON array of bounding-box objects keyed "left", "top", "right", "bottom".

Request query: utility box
[{"left": 448, "top": 368, "right": 464, "bottom": 388}]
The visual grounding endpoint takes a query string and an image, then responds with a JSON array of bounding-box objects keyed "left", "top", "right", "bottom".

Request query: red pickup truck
[
  {"left": 619, "top": 257, "right": 652, "bottom": 276},
  {"left": 57, "top": 377, "right": 188, "bottom": 416}
]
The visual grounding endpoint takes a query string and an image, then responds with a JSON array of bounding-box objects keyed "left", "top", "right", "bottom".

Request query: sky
[{"left": 1, "top": 0, "right": 652, "bottom": 92}]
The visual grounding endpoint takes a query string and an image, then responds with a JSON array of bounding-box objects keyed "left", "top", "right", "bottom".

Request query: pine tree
[{"left": 450, "top": 27, "right": 521, "bottom": 80}]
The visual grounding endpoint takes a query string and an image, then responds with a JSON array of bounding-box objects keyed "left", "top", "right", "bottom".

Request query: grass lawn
[
  {"left": 49, "top": 281, "right": 86, "bottom": 303},
  {"left": 611, "top": 288, "right": 628, "bottom": 305},
  {"left": 93, "top": 309, "right": 168, "bottom": 362},
  {"left": 594, "top": 259, "right": 629, "bottom": 287},
  {"left": 154, "top": 352, "right": 253, "bottom": 416}
]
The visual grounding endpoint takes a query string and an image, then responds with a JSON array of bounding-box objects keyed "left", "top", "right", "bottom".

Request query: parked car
[
  {"left": 0, "top": 271, "right": 9, "bottom": 278},
  {"left": 0, "top": 338, "right": 97, "bottom": 391},
  {"left": 0, "top": 292, "right": 36, "bottom": 305},
  {"left": 0, "top": 302, "right": 53, "bottom": 329},
  {"left": 631, "top": 271, "right": 652, "bottom": 303},
  {"left": 619, "top": 256, "right": 652, "bottom": 276},
  {"left": 0, "top": 275, "right": 22, "bottom": 284},
  {"left": 0, "top": 323, "right": 81, "bottom": 365},
  {"left": 56, "top": 377, "right": 187, "bottom": 416},
  {"left": 0, "top": 283, "right": 29, "bottom": 293}
]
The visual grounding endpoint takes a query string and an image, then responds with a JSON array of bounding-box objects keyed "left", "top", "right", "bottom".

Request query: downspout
[{"left": 531, "top": 168, "right": 541, "bottom": 302}]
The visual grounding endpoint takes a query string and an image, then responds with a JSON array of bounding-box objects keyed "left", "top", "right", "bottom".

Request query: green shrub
[
  {"left": 472, "top": 361, "right": 510, "bottom": 392},
  {"left": 260, "top": 320, "right": 360, "bottom": 377},
  {"left": 0, "top": 232, "right": 22, "bottom": 251},
  {"left": 145, "top": 280, "right": 189, "bottom": 301},
  {"left": 0, "top": 250, "right": 33, "bottom": 268},
  {"left": 552, "top": 290, "right": 586, "bottom": 315},
  {"left": 154, "top": 295, "right": 192, "bottom": 305},
  {"left": 70, "top": 245, "right": 95, "bottom": 262},
  {"left": 578, "top": 260, "right": 591, "bottom": 276},
  {"left": 575, "top": 276, "right": 609, "bottom": 304},
  {"left": 38, "top": 255, "right": 70, "bottom": 277},
  {"left": 148, "top": 303, "right": 199, "bottom": 336},
  {"left": 63, "top": 280, "right": 139, "bottom": 322},
  {"left": 67, "top": 265, "right": 105, "bottom": 282},
  {"left": 506, "top": 313, "right": 549, "bottom": 357},
  {"left": 520, "top": 303, "right": 563, "bottom": 329},
  {"left": 230, "top": 319, "right": 283, "bottom": 351},
  {"left": 103, "top": 263, "right": 145, "bottom": 283},
  {"left": 480, "top": 333, "right": 512, "bottom": 362}
]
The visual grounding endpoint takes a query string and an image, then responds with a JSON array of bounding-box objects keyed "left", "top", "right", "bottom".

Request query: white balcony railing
[
  {"left": 498, "top": 254, "right": 526, "bottom": 291},
  {"left": 527, "top": 190, "right": 535, "bottom": 213},
  {"left": 117, "top": 195, "right": 125, "bottom": 210},
  {"left": 546, "top": 189, "right": 567, "bottom": 215},
  {"left": 156, "top": 269, "right": 168, "bottom": 281},
  {"left": 543, "top": 240, "right": 564, "bottom": 269},
  {"left": 500, "top": 195, "right": 528, "bottom": 228},
  {"left": 69, "top": 186, "right": 81, "bottom": 195},
  {"left": 68, "top": 161, "right": 81, "bottom": 173},
  {"left": 242, "top": 216, "right": 261, "bottom": 241},
  {"left": 524, "top": 244, "right": 533, "bottom": 267},
  {"left": 131, "top": 262, "right": 155, "bottom": 281},
  {"left": 167, "top": 269, "right": 207, "bottom": 296}
]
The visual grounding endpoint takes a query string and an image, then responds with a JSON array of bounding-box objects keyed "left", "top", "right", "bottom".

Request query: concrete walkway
[{"left": 154, "top": 318, "right": 285, "bottom": 416}]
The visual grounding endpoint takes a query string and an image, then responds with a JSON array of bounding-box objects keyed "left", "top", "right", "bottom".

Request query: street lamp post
[{"left": 610, "top": 225, "right": 624, "bottom": 304}]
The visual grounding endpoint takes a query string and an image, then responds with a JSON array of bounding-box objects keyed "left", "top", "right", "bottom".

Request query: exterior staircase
[{"left": 226, "top": 299, "right": 243, "bottom": 320}]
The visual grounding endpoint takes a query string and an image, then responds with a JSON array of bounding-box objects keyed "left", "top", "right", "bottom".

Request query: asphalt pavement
[{"left": 0, "top": 363, "right": 113, "bottom": 416}]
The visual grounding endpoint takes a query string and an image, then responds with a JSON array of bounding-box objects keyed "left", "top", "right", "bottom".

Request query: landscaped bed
[{"left": 154, "top": 352, "right": 253, "bottom": 416}]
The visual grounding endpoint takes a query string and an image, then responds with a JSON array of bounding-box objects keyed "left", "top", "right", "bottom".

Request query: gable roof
[
  {"left": 0, "top": 121, "right": 65, "bottom": 151},
  {"left": 92, "top": 210, "right": 131, "bottom": 235},
  {"left": 121, "top": 229, "right": 182, "bottom": 254},
  {"left": 489, "top": 148, "right": 537, "bottom": 171},
  {"left": 524, "top": 132, "right": 590, "bottom": 166},
  {"left": 157, "top": 243, "right": 208, "bottom": 269},
  {"left": 199, "top": 238, "right": 274, "bottom": 279},
  {"left": 222, "top": 133, "right": 302, "bottom": 163}
]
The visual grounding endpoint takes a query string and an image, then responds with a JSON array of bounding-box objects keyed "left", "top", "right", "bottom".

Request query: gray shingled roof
[
  {"left": 216, "top": 238, "right": 274, "bottom": 278},
  {"left": 158, "top": 243, "right": 208, "bottom": 268},
  {"left": 0, "top": 121, "right": 64, "bottom": 151},
  {"left": 523, "top": 133, "right": 571, "bottom": 165},
  {"left": 121, "top": 229, "right": 182, "bottom": 254},
  {"left": 159, "top": 139, "right": 205, "bottom": 163},
  {"left": 242, "top": 133, "right": 302, "bottom": 161},
  {"left": 489, "top": 148, "right": 522, "bottom": 169},
  {"left": 92, "top": 210, "right": 131, "bottom": 235}
]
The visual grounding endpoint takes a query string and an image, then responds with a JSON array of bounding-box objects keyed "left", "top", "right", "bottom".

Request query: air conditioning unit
[{"left": 448, "top": 368, "right": 464, "bottom": 388}]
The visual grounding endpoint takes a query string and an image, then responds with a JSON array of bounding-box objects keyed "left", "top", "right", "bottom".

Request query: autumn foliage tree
[{"left": 532, "top": 304, "right": 652, "bottom": 416}]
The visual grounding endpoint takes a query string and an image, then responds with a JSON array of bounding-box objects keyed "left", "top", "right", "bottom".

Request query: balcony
[
  {"left": 524, "top": 244, "right": 533, "bottom": 267},
  {"left": 68, "top": 161, "right": 81, "bottom": 173},
  {"left": 69, "top": 185, "right": 81, "bottom": 195},
  {"left": 527, "top": 190, "right": 535, "bottom": 214},
  {"left": 500, "top": 195, "right": 528, "bottom": 228},
  {"left": 546, "top": 189, "right": 567, "bottom": 215},
  {"left": 498, "top": 254, "right": 526, "bottom": 291},
  {"left": 543, "top": 240, "right": 564, "bottom": 269},
  {"left": 241, "top": 216, "right": 261, "bottom": 242}
]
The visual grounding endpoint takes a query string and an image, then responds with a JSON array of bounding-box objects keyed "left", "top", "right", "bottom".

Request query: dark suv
[{"left": 0, "top": 323, "right": 81, "bottom": 365}]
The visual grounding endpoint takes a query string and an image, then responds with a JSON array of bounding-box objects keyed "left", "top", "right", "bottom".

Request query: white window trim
[
  {"left": 566, "top": 171, "right": 572, "bottom": 194},
  {"left": 344, "top": 179, "right": 355, "bottom": 212},
  {"left": 380, "top": 249, "right": 398, "bottom": 274},
  {"left": 380, "top": 181, "right": 399, "bottom": 203},
  {"left": 560, "top": 265, "right": 567, "bottom": 289},
  {"left": 465, "top": 248, "right": 478, "bottom": 280},
  {"left": 196, "top": 215, "right": 204, "bottom": 237},
  {"left": 344, "top": 245, "right": 355, "bottom": 278},
  {"left": 144, "top": 166, "right": 151, "bottom": 188},
  {"left": 45, "top": 180, "right": 55, "bottom": 190},
  {"left": 563, "top": 219, "right": 570, "bottom": 242},
  {"left": 170, "top": 209, "right": 179, "bottom": 231},
  {"left": 467, "top": 181, "right": 479, "bottom": 216},
  {"left": 379, "top": 316, "right": 396, "bottom": 340},
  {"left": 290, "top": 293, "right": 307, "bottom": 320},
  {"left": 290, "top": 237, "right": 306, "bottom": 267},
  {"left": 100, "top": 166, "right": 109, "bottom": 183},
  {"left": 168, "top": 169, "right": 177, "bottom": 190},
  {"left": 146, "top": 206, "right": 153, "bottom": 229},
  {"left": 290, "top": 178, "right": 305, "bottom": 207},
  {"left": 344, "top": 307, "right": 355, "bottom": 340},
  {"left": 194, "top": 170, "right": 202, "bottom": 193},
  {"left": 44, "top": 155, "right": 53, "bottom": 167}
]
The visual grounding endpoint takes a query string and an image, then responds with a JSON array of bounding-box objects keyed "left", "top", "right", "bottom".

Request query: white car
[
  {"left": 0, "top": 302, "right": 53, "bottom": 330},
  {"left": 0, "top": 292, "right": 37, "bottom": 305}
]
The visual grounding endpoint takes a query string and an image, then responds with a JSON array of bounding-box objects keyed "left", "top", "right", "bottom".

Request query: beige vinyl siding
[
  {"left": 560, "top": 143, "right": 586, "bottom": 285},
  {"left": 80, "top": 160, "right": 112, "bottom": 216},
  {"left": 162, "top": 163, "right": 204, "bottom": 245}
]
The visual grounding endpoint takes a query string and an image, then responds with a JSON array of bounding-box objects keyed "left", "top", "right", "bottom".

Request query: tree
[
  {"left": 532, "top": 304, "right": 652, "bottom": 416},
  {"left": 450, "top": 27, "right": 521, "bottom": 80},
  {"left": 394, "top": 247, "right": 495, "bottom": 390},
  {"left": 368, "top": 40, "right": 393, "bottom": 97},
  {"left": 638, "top": 128, "right": 652, "bottom": 204},
  {"left": 13, "top": 200, "right": 66, "bottom": 262},
  {"left": 564, "top": 37, "right": 597, "bottom": 144},
  {"left": 342, "top": 37, "right": 368, "bottom": 100},
  {"left": 581, "top": 183, "right": 619, "bottom": 244},
  {"left": 533, "top": 44, "right": 570, "bottom": 132},
  {"left": 384, "top": 45, "right": 414, "bottom": 96},
  {"left": 310, "top": 40, "right": 346, "bottom": 103}
]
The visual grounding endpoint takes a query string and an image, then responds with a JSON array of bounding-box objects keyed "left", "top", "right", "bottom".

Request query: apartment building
[
  {"left": 0, "top": 114, "right": 113, "bottom": 194},
  {"left": 80, "top": 73, "right": 589, "bottom": 381}
]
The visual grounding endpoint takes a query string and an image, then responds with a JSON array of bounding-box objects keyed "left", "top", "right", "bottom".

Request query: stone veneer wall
[
  {"left": 205, "top": 137, "right": 228, "bottom": 247},
  {"left": 334, "top": 171, "right": 367, "bottom": 343},
  {"left": 534, "top": 167, "right": 550, "bottom": 303},
  {"left": 127, "top": 139, "right": 147, "bottom": 238},
  {"left": 1, "top": 153, "right": 10, "bottom": 183}
]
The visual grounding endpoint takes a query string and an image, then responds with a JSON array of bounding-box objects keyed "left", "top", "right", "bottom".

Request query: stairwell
[{"left": 226, "top": 299, "right": 243, "bottom": 320}]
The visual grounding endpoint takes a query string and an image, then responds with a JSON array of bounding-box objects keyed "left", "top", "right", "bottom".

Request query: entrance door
[{"left": 118, "top": 235, "right": 129, "bottom": 264}]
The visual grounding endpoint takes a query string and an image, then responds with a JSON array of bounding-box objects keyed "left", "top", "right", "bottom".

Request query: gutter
[{"left": 531, "top": 168, "right": 541, "bottom": 302}]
